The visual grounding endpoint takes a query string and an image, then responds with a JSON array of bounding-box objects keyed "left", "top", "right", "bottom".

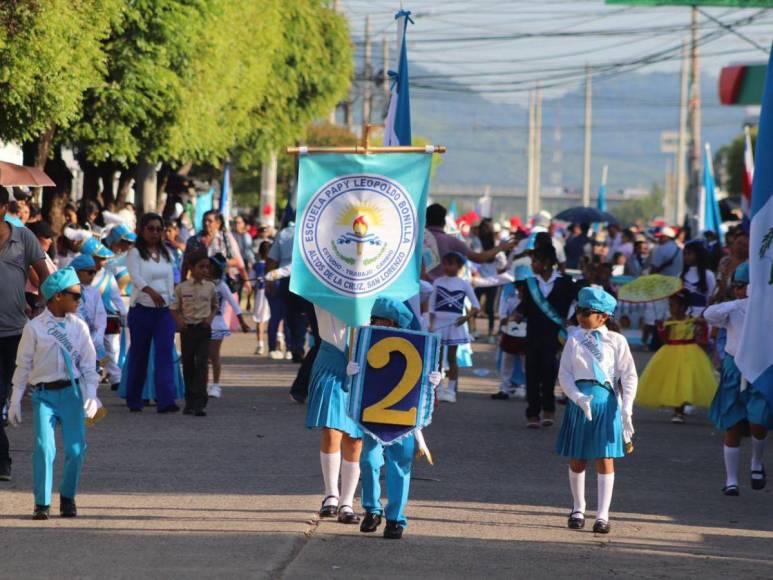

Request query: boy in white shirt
[
  {"left": 70, "top": 254, "right": 108, "bottom": 360},
  {"left": 7, "top": 268, "right": 100, "bottom": 520}
]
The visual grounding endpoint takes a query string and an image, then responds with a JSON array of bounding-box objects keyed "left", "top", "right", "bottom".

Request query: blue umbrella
[{"left": 554, "top": 206, "right": 618, "bottom": 225}]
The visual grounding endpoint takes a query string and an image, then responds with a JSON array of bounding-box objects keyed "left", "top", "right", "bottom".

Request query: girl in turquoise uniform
[
  {"left": 306, "top": 306, "right": 363, "bottom": 525},
  {"left": 555, "top": 287, "right": 638, "bottom": 535},
  {"left": 346, "top": 298, "right": 441, "bottom": 540},
  {"left": 704, "top": 262, "right": 772, "bottom": 495}
]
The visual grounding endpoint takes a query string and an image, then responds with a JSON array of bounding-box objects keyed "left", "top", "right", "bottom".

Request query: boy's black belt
[{"left": 35, "top": 380, "right": 77, "bottom": 390}]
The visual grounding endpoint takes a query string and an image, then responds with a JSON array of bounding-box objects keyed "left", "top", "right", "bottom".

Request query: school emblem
[{"left": 299, "top": 174, "right": 418, "bottom": 297}]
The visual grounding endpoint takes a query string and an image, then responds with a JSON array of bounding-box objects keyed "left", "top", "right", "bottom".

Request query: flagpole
[{"left": 286, "top": 145, "right": 446, "bottom": 155}]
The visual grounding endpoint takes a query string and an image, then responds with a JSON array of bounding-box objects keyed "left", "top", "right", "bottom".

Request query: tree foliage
[
  {"left": 715, "top": 126, "right": 756, "bottom": 196},
  {"left": 0, "top": 0, "right": 120, "bottom": 143},
  {"left": 612, "top": 184, "right": 664, "bottom": 227}
]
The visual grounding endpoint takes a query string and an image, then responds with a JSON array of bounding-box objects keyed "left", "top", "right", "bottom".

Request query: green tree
[
  {"left": 613, "top": 184, "right": 664, "bottom": 227},
  {"left": 0, "top": 0, "right": 120, "bottom": 166},
  {"left": 715, "top": 126, "right": 756, "bottom": 196}
]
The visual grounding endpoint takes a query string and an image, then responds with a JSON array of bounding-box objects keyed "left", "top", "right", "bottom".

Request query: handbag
[
  {"left": 499, "top": 321, "right": 527, "bottom": 354},
  {"left": 221, "top": 232, "right": 242, "bottom": 294}
]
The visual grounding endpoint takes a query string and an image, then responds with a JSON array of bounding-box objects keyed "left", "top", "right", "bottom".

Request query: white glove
[
  {"left": 7, "top": 388, "right": 24, "bottom": 427},
  {"left": 63, "top": 227, "right": 92, "bottom": 242},
  {"left": 346, "top": 361, "right": 360, "bottom": 376},
  {"left": 576, "top": 394, "right": 593, "bottom": 422},
  {"left": 428, "top": 371, "right": 442, "bottom": 386},
  {"left": 622, "top": 412, "right": 635, "bottom": 441},
  {"left": 83, "top": 397, "right": 99, "bottom": 420}
]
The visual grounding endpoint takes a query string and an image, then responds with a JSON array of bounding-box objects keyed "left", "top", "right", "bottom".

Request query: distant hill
[{"left": 409, "top": 68, "right": 750, "bottom": 193}]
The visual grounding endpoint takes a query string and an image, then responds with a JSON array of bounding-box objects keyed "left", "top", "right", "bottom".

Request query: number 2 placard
[{"left": 348, "top": 326, "right": 441, "bottom": 446}]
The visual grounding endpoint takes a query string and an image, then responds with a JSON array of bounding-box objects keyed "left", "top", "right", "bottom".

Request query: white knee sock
[
  {"left": 596, "top": 473, "right": 615, "bottom": 523},
  {"left": 723, "top": 445, "right": 740, "bottom": 488},
  {"left": 339, "top": 458, "right": 360, "bottom": 511},
  {"left": 751, "top": 436, "right": 766, "bottom": 472},
  {"left": 568, "top": 469, "right": 586, "bottom": 515},
  {"left": 320, "top": 451, "right": 341, "bottom": 504}
]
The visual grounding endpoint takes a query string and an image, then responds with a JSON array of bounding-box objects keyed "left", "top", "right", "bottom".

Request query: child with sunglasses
[
  {"left": 555, "top": 287, "right": 637, "bottom": 535},
  {"left": 7, "top": 268, "right": 101, "bottom": 520},
  {"left": 704, "top": 262, "right": 772, "bottom": 495},
  {"left": 70, "top": 254, "right": 107, "bottom": 361}
]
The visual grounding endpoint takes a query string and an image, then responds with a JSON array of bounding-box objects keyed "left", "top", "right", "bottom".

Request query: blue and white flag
[
  {"left": 699, "top": 143, "right": 724, "bottom": 243},
  {"left": 290, "top": 153, "right": 432, "bottom": 327},
  {"left": 383, "top": 10, "right": 413, "bottom": 147},
  {"left": 220, "top": 162, "right": 232, "bottom": 227},
  {"left": 194, "top": 187, "right": 214, "bottom": 232},
  {"left": 737, "top": 44, "right": 773, "bottom": 407}
]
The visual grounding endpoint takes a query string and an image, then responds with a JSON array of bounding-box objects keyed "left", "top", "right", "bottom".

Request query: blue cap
[
  {"left": 443, "top": 251, "right": 467, "bottom": 265},
  {"left": 578, "top": 286, "right": 617, "bottom": 316},
  {"left": 41, "top": 268, "right": 80, "bottom": 301},
  {"left": 371, "top": 297, "right": 414, "bottom": 329},
  {"left": 733, "top": 262, "right": 749, "bottom": 285},
  {"left": 209, "top": 253, "right": 227, "bottom": 276},
  {"left": 81, "top": 237, "right": 114, "bottom": 259},
  {"left": 514, "top": 265, "right": 532, "bottom": 281},
  {"left": 69, "top": 254, "right": 96, "bottom": 271},
  {"left": 106, "top": 223, "right": 137, "bottom": 245}
]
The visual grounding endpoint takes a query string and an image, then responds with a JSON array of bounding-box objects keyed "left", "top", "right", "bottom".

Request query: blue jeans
[
  {"left": 360, "top": 434, "right": 415, "bottom": 526},
  {"left": 32, "top": 386, "right": 86, "bottom": 506},
  {"left": 125, "top": 305, "right": 177, "bottom": 411}
]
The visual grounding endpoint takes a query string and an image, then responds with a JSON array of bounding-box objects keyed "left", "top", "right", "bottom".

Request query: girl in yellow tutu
[{"left": 636, "top": 289, "right": 717, "bottom": 423}]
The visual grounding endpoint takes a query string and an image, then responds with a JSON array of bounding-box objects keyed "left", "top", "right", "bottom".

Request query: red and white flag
[{"left": 743, "top": 125, "right": 754, "bottom": 220}]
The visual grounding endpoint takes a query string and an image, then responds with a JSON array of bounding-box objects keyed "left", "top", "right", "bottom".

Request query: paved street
[{"left": 1, "top": 334, "right": 772, "bottom": 580}]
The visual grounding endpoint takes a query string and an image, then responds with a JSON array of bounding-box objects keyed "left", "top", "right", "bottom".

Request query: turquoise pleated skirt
[
  {"left": 305, "top": 341, "right": 363, "bottom": 438},
  {"left": 118, "top": 341, "right": 186, "bottom": 401},
  {"left": 556, "top": 381, "right": 624, "bottom": 460},
  {"left": 709, "top": 355, "right": 773, "bottom": 430}
]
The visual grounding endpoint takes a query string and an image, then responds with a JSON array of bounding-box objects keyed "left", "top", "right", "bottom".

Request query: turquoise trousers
[
  {"left": 360, "top": 433, "right": 415, "bottom": 527},
  {"left": 31, "top": 387, "right": 86, "bottom": 506}
]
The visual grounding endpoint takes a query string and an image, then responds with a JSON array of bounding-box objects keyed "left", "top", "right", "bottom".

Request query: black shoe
[
  {"left": 592, "top": 520, "right": 610, "bottom": 534},
  {"left": 360, "top": 512, "right": 382, "bottom": 533},
  {"left": 567, "top": 511, "right": 585, "bottom": 530},
  {"left": 751, "top": 468, "right": 766, "bottom": 491},
  {"left": 337, "top": 506, "right": 360, "bottom": 524},
  {"left": 194, "top": 410, "right": 207, "bottom": 417},
  {"left": 383, "top": 520, "right": 404, "bottom": 540},
  {"left": 110, "top": 383, "right": 120, "bottom": 391},
  {"left": 289, "top": 392, "right": 306, "bottom": 405},
  {"left": 60, "top": 496, "right": 77, "bottom": 518},
  {"left": 158, "top": 404, "right": 180, "bottom": 414},
  {"left": 129, "top": 407, "right": 142, "bottom": 413},
  {"left": 33, "top": 505, "right": 50, "bottom": 520},
  {"left": 291, "top": 349, "right": 305, "bottom": 363},
  {"left": 183, "top": 407, "right": 194, "bottom": 415},
  {"left": 490, "top": 392, "right": 510, "bottom": 400},
  {"left": 723, "top": 485, "right": 740, "bottom": 496},
  {"left": 319, "top": 495, "right": 339, "bottom": 518},
  {"left": 0, "top": 459, "right": 10, "bottom": 482}
]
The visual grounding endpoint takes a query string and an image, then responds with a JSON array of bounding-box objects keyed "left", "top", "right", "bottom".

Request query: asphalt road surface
[{"left": 1, "top": 334, "right": 771, "bottom": 579}]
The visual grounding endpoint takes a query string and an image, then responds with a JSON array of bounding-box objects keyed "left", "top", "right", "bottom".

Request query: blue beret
[
  {"left": 371, "top": 297, "right": 414, "bottom": 329},
  {"left": 105, "top": 224, "right": 137, "bottom": 245},
  {"left": 81, "top": 237, "right": 114, "bottom": 258},
  {"left": 41, "top": 268, "right": 80, "bottom": 301},
  {"left": 69, "top": 254, "right": 96, "bottom": 271},
  {"left": 733, "top": 262, "right": 749, "bottom": 285},
  {"left": 578, "top": 286, "right": 617, "bottom": 316}
]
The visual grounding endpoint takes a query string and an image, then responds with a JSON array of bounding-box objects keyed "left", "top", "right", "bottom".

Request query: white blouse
[
  {"left": 315, "top": 306, "right": 348, "bottom": 353},
  {"left": 558, "top": 325, "right": 638, "bottom": 415},
  {"left": 127, "top": 247, "right": 175, "bottom": 308},
  {"left": 703, "top": 298, "right": 748, "bottom": 358}
]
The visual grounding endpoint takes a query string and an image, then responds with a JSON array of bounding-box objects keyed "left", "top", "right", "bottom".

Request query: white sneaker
[
  {"left": 254, "top": 343, "right": 265, "bottom": 355},
  {"left": 513, "top": 386, "right": 527, "bottom": 400},
  {"left": 269, "top": 350, "right": 284, "bottom": 360},
  {"left": 207, "top": 384, "right": 222, "bottom": 398},
  {"left": 437, "top": 388, "right": 456, "bottom": 403},
  {"left": 285, "top": 351, "right": 293, "bottom": 360}
]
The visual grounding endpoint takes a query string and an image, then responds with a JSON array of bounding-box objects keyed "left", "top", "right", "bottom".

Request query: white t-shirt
[
  {"left": 682, "top": 266, "right": 716, "bottom": 315},
  {"left": 429, "top": 276, "right": 480, "bottom": 316}
]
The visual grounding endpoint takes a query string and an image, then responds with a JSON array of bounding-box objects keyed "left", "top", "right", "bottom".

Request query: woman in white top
[
  {"left": 680, "top": 241, "right": 716, "bottom": 317},
  {"left": 124, "top": 213, "right": 179, "bottom": 414}
]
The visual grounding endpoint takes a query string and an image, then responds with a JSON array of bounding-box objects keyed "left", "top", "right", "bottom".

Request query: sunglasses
[
  {"left": 731, "top": 282, "right": 747, "bottom": 288},
  {"left": 577, "top": 307, "right": 604, "bottom": 317},
  {"left": 61, "top": 290, "right": 82, "bottom": 301},
  {"left": 145, "top": 226, "right": 163, "bottom": 232},
  {"left": 80, "top": 270, "right": 97, "bottom": 275}
]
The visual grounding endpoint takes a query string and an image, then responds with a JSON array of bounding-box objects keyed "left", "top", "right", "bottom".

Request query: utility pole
[
  {"left": 687, "top": 6, "right": 702, "bottom": 220},
  {"left": 328, "top": 0, "right": 341, "bottom": 124},
  {"left": 527, "top": 91, "right": 536, "bottom": 216},
  {"left": 382, "top": 34, "right": 390, "bottom": 99},
  {"left": 582, "top": 64, "right": 592, "bottom": 207},
  {"left": 534, "top": 84, "right": 543, "bottom": 213},
  {"left": 676, "top": 38, "right": 689, "bottom": 225},
  {"left": 362, "top": 15, "right": 372, "bottom": 129},
  {"left": 664, "top": 158, "right": 673, "bottom": 218}
]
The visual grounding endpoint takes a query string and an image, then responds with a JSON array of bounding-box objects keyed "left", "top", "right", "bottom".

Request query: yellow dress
[{"left": 636, "top": 318, "right": 718, "bottom": 408}]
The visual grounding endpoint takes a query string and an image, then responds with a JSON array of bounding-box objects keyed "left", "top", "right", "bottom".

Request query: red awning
[{"left": 0, "top": 160, "right": 55, "bottom": 187}]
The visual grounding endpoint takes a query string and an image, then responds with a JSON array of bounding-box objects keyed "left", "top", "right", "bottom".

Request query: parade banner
[
  {"left": 290, "top": 153, "right": 432, "bottom": 327},
  {"left": 347, "top": 326, "right": 440, "bottom": 446}
]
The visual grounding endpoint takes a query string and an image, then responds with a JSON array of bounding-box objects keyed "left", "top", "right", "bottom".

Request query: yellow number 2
[{"left": 361, "top": 337, "right": 422, "bottom": 426}]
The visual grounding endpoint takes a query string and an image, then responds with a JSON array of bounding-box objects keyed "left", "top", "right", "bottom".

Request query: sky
[{"left": 341, "top": 0, "right": 773, "bottom": 105}]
